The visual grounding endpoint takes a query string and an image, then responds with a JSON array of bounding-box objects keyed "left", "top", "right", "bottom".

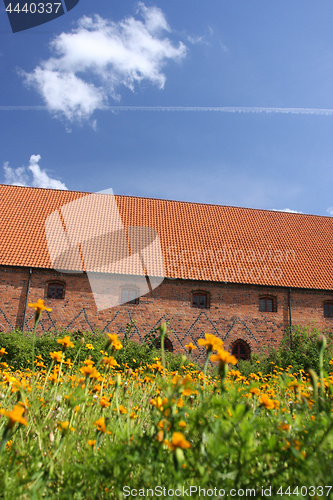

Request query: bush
[
  {"left": 0, "top": 330, "right": 197, "bottom": 373},
  {"left": 237, "top": 325, "right": 333, "bottom": 377}
]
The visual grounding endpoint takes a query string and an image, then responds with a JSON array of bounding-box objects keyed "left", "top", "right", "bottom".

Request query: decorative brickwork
[{"left": 1, "top": 265, "right": 333, "bottom": 361}]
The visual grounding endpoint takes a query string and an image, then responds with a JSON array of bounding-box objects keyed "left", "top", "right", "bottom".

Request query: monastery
[{"left": 1, "top": 184, "right": 333, "bottom": 362}]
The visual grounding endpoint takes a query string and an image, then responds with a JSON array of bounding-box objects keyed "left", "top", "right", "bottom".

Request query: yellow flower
[
  {"left": 178, "top": 421, "right": 187, "bottom": 429},
  {"left": 259, "top": 394, "right": 276, "bottom": 410},
  {"left": 185, "top": 343, "right": 197, "bottom": 352},
  {"left": 198, "top": 334, "right": 224, "bottom": 352},
  {"left": 57, "top": 336, "right": 74, "bottom": 350},
  {"left": 28, "top": 299, "right": 52, "bottom": 324},
  {"left": 63, "top": 358, "right": 73, "bottom": 368},
  {"left": 0, "top": 347, "right": 8, "bottom": 357},
  {"left": 50, "top": 351, "right": 63, "bottom": 363},
  {"left": 150, "top": 396, "right": 168, "bottom": 411},
  {"left": 102, "top": 355, "right": 119, "bottom": 368},
  {"left": 28, "top": 299, "right": 52, "bottom": 313},
  {"left": 130, "top": 412, "right": 138, "bottom": 420},
  {"left": 57, "top": 421, "right": 74, "bottom": 432},
  {"left": 18, "top": 398, "right": 29, "bottom": 410},
  {"left": 1, "top": 405, "right": 28, "bottom": 429},
  {"left": 85, "top": 344, "right": 94, "bottom": 350},
  {"left": 48, "top": 371, "right": 62, "bottom": 385},
  {"left": 94, "top": 417, "right": 106, "bottom": 433},
  {"left": 166, "top": 432, "right": 191, "bottom": 451},
  {"left": 106, "top": 333, "right": 118, "bottom": 347},
  {"left": 116, "top": 405, "right": 127, "bottom": 414},
  {"left": 113, "top": 340, "right": 123, "bottom": 350},
  {"left": 100, "top": 397, "right": 111, "bottom": 408},
  {"left": 80, "top": 365, "right": 97, "bottom": 377},
  {"left": 177, "top": 398, "right": 184, "bottom": 408},
  {"left": 5, "top": 439, "right": 13, "bottom": 451},
  {"left": 87, "top": 439, "right": 96, "bottom": 449},
  {"left": 211, "top": 349, "right": 237, "bottom": 367},
  {"left": 249, "top": 388, "right": 260, "bottom": 397}
]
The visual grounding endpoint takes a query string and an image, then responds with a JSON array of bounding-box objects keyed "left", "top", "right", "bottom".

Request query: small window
[
  {"left": 192, "top": 291, "right": 209, "bottom": 309},
  {"left": 121, "top": 289, "right": 139, "bottom": 305},
  {"left": 324, "top": 303, "right": 333, "bottom": 318},
  {"left": 232, "top": 340, "right": 250, "bottom": 361},
  {"left": 259, "top": 297, "right": 276, "bottom": 312},
  {"left": 47, "top": 283, "right": 64, "bottom": 299}
]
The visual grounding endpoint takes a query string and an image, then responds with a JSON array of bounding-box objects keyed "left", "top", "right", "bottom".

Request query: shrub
[
  {"left": 0, "top": 330, "right": 197, "bottom": 372},
  {"left": 237, "top": 325, "right": 333, "bottom": 376}
]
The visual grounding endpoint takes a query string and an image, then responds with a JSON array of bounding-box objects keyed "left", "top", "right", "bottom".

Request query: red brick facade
[{"left": 1, "top": 265, "right": 333, "bottom": 361}]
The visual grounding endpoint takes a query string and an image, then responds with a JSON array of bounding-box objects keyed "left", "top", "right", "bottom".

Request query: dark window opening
[
  {"left": 47, "top": 283, "right": 64, "bottom": 299},
  {"left": 122, "top": 289, "right": 139, "bottom": 305},
  {"left": 192, "top": 293, "right": 208, "bottom": 309},
  {"left": 260, "top": 297, "right": 274, "bottom": 312},
  {"left": 232, "top": 340, "right": 250, "bottom": 361},
  {"left": 154, "top": 337, "right": 174, "bottom": 353},
  {"left": 324, "top": 303, "right": 333, "bottom": 318}
]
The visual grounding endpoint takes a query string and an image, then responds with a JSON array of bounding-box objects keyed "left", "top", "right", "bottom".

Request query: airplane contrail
[{"left": 0, "top": 105, "right": 333, "bottom": 115}]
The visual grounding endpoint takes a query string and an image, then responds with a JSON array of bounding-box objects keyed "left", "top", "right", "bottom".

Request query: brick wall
[{"left": 1, "top": 265, "right": 333, "bottom": 361}]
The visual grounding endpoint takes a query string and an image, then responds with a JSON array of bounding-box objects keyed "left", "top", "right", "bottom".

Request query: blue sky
[{"left": 0, "top": 0, "right": 332, "bottom": 215}]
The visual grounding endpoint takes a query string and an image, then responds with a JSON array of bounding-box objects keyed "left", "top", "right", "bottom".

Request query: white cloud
[
  {"left": 3, "top": 155, "right": 68, "bottom": 190},
  {"left": 327, "top": 207, "right": 333, "bottom": 216},
  {"left": 187, "top": 35, "right": 205, "bottom": 44},
  {"left": 20, "top": 4, "right": 186, "bottom": 123}
]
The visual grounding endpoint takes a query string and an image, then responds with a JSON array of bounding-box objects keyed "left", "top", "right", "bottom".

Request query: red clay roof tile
[{"left": 1, "top": 184, "right": 333, "bottom": 290}]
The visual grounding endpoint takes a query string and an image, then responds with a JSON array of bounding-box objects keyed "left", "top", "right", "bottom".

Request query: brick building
[{"left": 1, "top": 184, "right": 333, "bottom": 362}]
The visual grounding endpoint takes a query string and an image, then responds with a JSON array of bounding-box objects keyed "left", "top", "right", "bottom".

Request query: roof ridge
[{"left": 0, "top": 183, "right": 330, "bottom": 219}]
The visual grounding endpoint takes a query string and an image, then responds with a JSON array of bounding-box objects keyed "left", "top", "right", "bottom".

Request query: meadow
[{"left": 1, "top": 300, "right": 333, "bottom": 499}]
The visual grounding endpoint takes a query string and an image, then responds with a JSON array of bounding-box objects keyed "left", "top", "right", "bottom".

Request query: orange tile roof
[{"left": 1, "top": 183, "right": 333, "bottom": 290}]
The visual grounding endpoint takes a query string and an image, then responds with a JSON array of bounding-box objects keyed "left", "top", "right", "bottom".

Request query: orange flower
[
  {"left": 87, "top": 439, "right": 96, "bottom": 449},
  {"left": 50, "top": 351, "right": 63, "bottom": 363},
  {"left": 165, "top": 432, "right": 191, "bottom": 451},
  {"left": 80, "top": 365, "right": 97, "bottom": 377},
  {"left": 116, "top": 405, "right": 127, "bottom": 414},
  {"left": 100, "top": 397, "right": 111, "bottom": 408},
  {"left": 112, "top": 340, "right": 123, "bottom": 351},
  {"left": 259, "top": 394, "right": 276, "bottom": 410},
  {"left": 102, "top": 355, "right": 119, "bottom": 368},
  {"left": 211, "top": 349, "right": 237, "bottom": 367},
  {"left": 57, "top": 336, "right": 74, "bottom": 350},
  {"left": 0, "top": 347, "right": 8, "bottom": 357},
  {"left": 106, "top": 333, "right": 118, "bottom": 347},
  {"left": 28, "top": 299, "right": 52, "bottom": 323},
  {"left": 85, "top": 344, "right": 94, "bottom": 350},
  {"left": 58, "top": 421, "right": 75, "bottom": 432},
  {"left": 198, "top": 334, "right": 224, "bottom": 352},
  {"left": 28, "top": 299, "right": 52, "bottom": 313},
  {"left": 249, "top": 388, "right": 260, "bottom": 397},
  {"left": 185, "top": 343, "right": 197, "bottom": 353},
  {"left": 63, "top": 358, "right": 73, "bottom": 368},
  {"left": 1, "top": 405, "right": 27, "bottom": 429},
  {"left": 94, "top": 417, "right": 106, "bottom": 433}
]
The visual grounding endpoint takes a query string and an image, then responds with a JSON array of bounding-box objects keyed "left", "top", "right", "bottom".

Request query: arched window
[
  {"left": 324, "top": 302, "right": 333, "bottom": 318},
  {"left": 121, "top": 288, "right": 139, "bottom": 305},
  {"left": 231, "top": 340, "right": 250, "bottom": 361},
  {"left": 192, "top": 290, "right": 210, "bottom": 309},
  {"left": 47, "top": 282, "right": 65, "bottom": 299},
  {"left": 259, "top": 295, "right": 277, "bottom": 312},
  {"left": 154, "top": 337, "right": 174, "bottom": 353}
]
